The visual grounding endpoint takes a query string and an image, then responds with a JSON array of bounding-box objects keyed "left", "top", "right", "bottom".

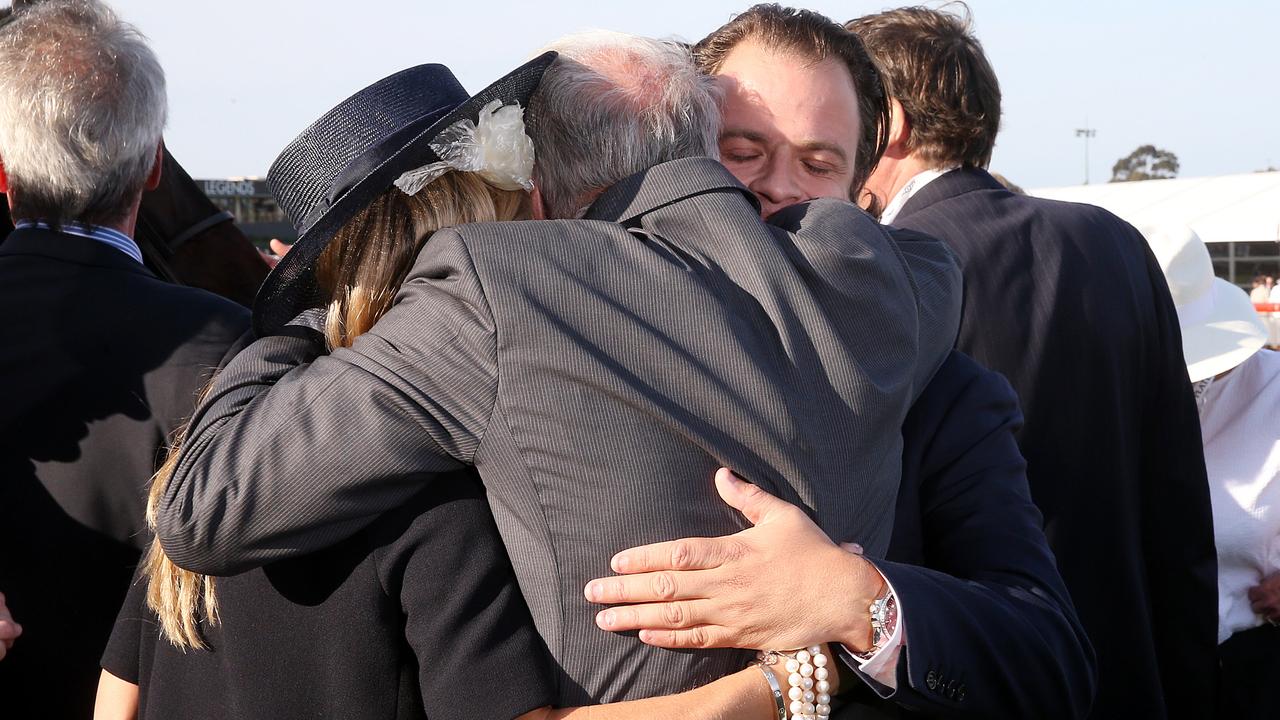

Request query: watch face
[{"left": 867, "top": 592, "right": 899, "bottom": 650}]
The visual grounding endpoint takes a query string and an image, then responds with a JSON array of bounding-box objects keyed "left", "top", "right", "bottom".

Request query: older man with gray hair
[
  {"left": 0, "top": 1, "right": 248, "bottom": 716},
  {"left": 155, "top": 29, "right": 960, "bottom": 707}
]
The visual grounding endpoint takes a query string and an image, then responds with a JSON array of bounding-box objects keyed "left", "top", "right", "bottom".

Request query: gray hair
[
  {"left": 0, "top": 0, "right": 167, "bottom": 225},
  {"left": 529, "top": 31, "right": 721, "bottom": 219}
]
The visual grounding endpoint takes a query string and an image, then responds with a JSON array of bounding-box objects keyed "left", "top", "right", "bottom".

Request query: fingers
[
  {"left": 594, "top": 598, "right": 715, "bottom": 632},
  {"left": 637, "top": 625, "right": 733, "bottom": 650},
  {"left": 0, "top": 619, "right": 19, "bottom": 642},
  {"left": 0, "top": 618, "right": 21, "bottom": 662},
  {"left": 714, "top": 468, "right": 791, "bottom": 526},
  {"left": 1248, "top": 583, "right": 1280, "bottom": 617},
  {"left": 839, "top": 542, "right": 864, "bottom": 555},
  {"left": 609, "top": 536, "right": 740, "bottom": 575},
  {"left": 585, "top": 568, "right": 714, "bottom": 605},
  {"left": 269, "top": 238, "right": 293, "bottom": 257},
  {"left": 0, "top": 590, "right": 21, "bottom": 654}
]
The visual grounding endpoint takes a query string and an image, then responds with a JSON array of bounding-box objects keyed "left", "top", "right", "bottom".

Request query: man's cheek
[{"left": 813, "top": 178, "right": 854, "bottom": 203}]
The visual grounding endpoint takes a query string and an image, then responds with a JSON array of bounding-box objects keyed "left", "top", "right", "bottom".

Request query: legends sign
[{"left": 200, "top": 179, "right": 269, "bottom": 198}]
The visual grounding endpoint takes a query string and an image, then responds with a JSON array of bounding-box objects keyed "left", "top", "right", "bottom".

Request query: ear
[
  {"left": 144, "top": 140, "right": 164, "bottom": 191},
  {"left": 885, "top": 97, "right": 911, "bottom": 154},
  {"left": 0, "top": 155, "right": 9, "bottom": 194},
  {"left": 530, "top": 183, "right": 548, "bottom": 221}
]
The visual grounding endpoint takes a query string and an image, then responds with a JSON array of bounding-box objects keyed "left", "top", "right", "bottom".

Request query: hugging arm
[
  {"left": 389, "top": 474, "right": 783, "bottom": 712},
  {"left": 154, "top": 228, "right": 500, "bottom": 575},
  {"left": 856, "top": 352, "right": 1095, "bottom": 718},
  {"left": 370, "top": 467, "right": 790, "bottom": 720},
  {"left": 585, "top": 353, "right": 1096, "bottom": 719}
]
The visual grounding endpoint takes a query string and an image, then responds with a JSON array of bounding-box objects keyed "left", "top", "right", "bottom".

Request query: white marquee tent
[
  {"left": 1032, "top": 172, "right": 1280, "bottom": 345},
  {"left": 1030, "top": 171, "right": 1280, "bottom": 244}
]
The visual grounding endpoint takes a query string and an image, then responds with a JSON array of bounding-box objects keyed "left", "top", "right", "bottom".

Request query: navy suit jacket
[
  {"left": 837, "top": 350, "right": 1095, "bottom": 719},
  {"left": 889, "top": 169, "right": 1217, "bottom": 719},
  {"left": 0, "top": 228, "right": 248, "bottom": 718}
]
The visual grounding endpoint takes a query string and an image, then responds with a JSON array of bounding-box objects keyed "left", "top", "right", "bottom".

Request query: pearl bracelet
[{"left": 759, "top": 646, "right": 832, "bottom": 720}]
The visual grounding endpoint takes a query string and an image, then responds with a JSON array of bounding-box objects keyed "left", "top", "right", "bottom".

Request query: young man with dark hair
[
  {"left": 848, "top": 7, "right": 1216, "bottom": 718},
  {"left": 693, "top": 4, "right": 889, "bottom": 209}
]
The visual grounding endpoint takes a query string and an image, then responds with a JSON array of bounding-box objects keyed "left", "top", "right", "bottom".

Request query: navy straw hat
[{"left": 254, "top": 52, "right": 556, "bottom": 336}]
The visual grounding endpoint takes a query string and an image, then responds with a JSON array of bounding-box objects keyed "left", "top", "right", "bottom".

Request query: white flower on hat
[{"left": 394, "top": 99, "right": 535, "bottom": 195}]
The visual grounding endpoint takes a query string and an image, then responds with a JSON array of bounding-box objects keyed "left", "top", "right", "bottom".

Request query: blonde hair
[{"left": 143, "top": 171, "right": 527, "bottom": 650}]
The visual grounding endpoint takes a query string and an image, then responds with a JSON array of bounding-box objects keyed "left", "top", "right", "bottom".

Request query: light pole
[{"left": 1075, "top": 126, "right": 1096, "bottom": 184}]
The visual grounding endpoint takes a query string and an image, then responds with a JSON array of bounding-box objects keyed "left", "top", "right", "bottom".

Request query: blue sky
[{"left": 102, "top": 0, "right": 1279, "bottom": 189}]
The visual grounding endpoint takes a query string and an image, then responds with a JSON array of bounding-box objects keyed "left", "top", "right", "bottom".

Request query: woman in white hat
[{"left": 1145, "top": 225, "right": 1278, "bottom": 719}]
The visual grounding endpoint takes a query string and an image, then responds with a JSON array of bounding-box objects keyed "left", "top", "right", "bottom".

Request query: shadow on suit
[{"left": 0, "top": 227, "right": 249, "bottom": 719}]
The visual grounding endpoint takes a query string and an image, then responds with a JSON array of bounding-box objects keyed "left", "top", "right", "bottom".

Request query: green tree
[{"left": 1110, "top": 145, "right": 1180, "bottom": 182}]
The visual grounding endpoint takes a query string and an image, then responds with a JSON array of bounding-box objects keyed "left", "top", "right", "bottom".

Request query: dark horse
[
  {"left": 0, "top": 148, "right": 271, "bottom": 309},
  {"left": 131, "top": 148, "right": 272, "bottom": 308}
]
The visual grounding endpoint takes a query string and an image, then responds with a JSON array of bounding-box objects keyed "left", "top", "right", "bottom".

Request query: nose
[{"left": 748, "top": 155, "right": 804, "bottom": 219}]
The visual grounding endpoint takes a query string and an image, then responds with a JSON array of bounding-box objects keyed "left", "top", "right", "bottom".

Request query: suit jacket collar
[
  {"left": 584, "top": 157, "right": 760, "bottom": 225},
  {"left": 0, "top": 227, "right": 158, "bottom": 279},
  {"left": 895, "top": 166, "right": 1007, "bottom": 222}
]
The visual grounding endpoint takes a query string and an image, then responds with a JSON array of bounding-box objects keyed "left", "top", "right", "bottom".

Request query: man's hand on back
[{"left": 584, "top": 468, "right": 885, "bottom": 653}]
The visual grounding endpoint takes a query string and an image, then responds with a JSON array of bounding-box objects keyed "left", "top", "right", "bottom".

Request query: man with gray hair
[
  {"left": 155, "top": 30, "right": 960, "bottom": 705},
  {"left": 0, "top": 1, "right": 248, "bottom": 715}
]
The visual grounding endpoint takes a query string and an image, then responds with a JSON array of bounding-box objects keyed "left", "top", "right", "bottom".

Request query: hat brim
[
  {"left": 252, "top": 51, "right": 557, "bottom": 337},
  {"left": 1182, "top": 278, "right": 1269, "bottom": 382}
]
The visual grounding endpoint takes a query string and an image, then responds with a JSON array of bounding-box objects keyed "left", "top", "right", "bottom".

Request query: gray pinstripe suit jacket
[{"left": 157, "top": 158, "right": 960, "bottom": 703}]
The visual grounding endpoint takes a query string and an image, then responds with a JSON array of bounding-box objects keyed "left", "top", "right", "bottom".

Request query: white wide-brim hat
[
  {"left": 1142, "top": 224, "right": 1268, "bottom": 383},
  {"left": 1181, "top": 276, "right": 1269, "bottom": 382}
]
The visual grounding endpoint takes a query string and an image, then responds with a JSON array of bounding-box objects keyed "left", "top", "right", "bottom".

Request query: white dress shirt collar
[
  {"left": 879, "top": 166, "right": 959, "bottom": 225},
  {"left": 14, "top": 219, "right": 145, "bottom": 265}
]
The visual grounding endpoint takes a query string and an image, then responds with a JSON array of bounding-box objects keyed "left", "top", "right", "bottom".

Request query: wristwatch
[{"left": 853, "top": 585, "right": 898, "bottom": 661}]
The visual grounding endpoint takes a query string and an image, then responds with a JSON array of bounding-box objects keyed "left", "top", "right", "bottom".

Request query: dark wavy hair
[
  {"left": 846, "top": 4, "right": 1002, "bottom": 169},
  {"left": 693, "top": 4, "right": 891, "bottom": 208}
]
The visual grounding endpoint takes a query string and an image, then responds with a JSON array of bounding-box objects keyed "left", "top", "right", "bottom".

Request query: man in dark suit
[
  {"left": 585, "top": 7, "right": 1093, "bottom": 718},
  {"left": 845, "top": 8, "right": 1216, "bottom": 718},
  {"left": 153, "top": 31, "right": 974, "bottom": 707},
  {"left": 0, "top": 3, "right": 248, "bottom": 716}
]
